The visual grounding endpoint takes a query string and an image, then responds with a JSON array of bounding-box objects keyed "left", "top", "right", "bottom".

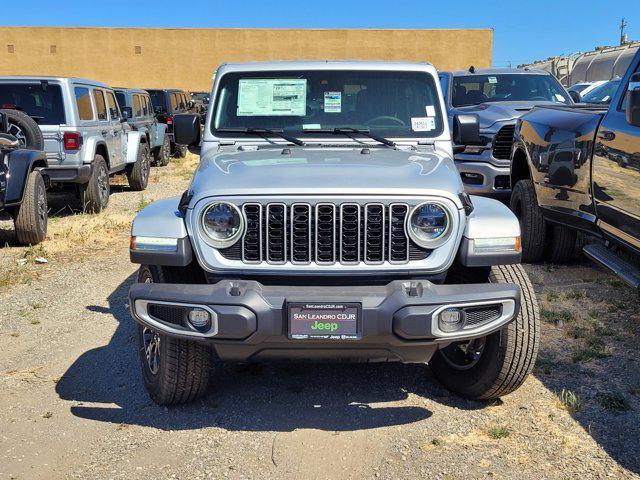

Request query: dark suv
[{"left": 146, "top": 89, "right": 193, "bottom": 158}]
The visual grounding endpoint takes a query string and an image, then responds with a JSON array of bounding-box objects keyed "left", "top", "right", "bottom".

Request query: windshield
[
  {"left": 148, "top": 91, "right": 166, "bottom": 109},
  {"left": 0, "top": 82, "right": 66, "bottom": 124},
  {"left": 212, "top": 70, "right": 444, "bottom": 139},
  {"left": 582, "top": 80, "right": 621, "bottom": 104},
  {"left": 451, "top": 74, "right": 570, "bottom": 107},
  {"left": 191, "top": 92, "right": 209, "bottom": 102}
]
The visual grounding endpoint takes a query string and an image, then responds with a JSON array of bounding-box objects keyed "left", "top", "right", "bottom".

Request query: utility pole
[{"left": 620, "top": 18, "right": 628, "bottom": 45}]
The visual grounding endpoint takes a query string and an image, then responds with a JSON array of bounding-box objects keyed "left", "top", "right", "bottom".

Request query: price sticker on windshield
[{"left": 411, "top": 117, "right": 435, "bottom": 132}]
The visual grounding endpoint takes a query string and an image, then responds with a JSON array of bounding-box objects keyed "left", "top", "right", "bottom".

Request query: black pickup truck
[{"left": 510, "top": 50, "right": 640, "bottom": 288}]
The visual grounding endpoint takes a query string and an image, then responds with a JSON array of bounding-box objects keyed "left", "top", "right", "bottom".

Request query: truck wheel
[
  {"left": 153, "top": 134, "right": 171, "bottom": 167},
  {"left": 13, "top": 170, "right": 47, "bottom": 245},
  {"left": 127, "top": 142, "right": 150, "bottom": 191},
  {"left": 136, "top": 265, "right": 211, "bottom": 405},
  {"left": 430, "top": 264, "right": 540, "bottom": 400},
  {"left": 510, "top": 179, "right": 547, "bottom": 263},
  {"left": 173, "top": 144, "right": 187, "bottom": 158},
  {"left": 80, "top": 155, "right": 109, "bottom": 213},
  {"left": 546, "top": 225, "right": 577, "bottom": 264},
  {"left": 1, "top": 109, "right": 44, "bottom": 150}
]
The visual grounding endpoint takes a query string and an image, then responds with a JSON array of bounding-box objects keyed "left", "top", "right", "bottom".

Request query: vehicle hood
[
  {"left": 188, "top": 146, "right": 464, "bottom": 204},
  {"left": 451, "top": 101, "right": 564, "bottom": 131}
]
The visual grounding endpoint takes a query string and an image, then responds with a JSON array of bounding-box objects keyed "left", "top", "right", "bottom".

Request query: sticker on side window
[
  {"left": 324, "top": 92, "right": 342, "bottom": 113},
  {"left": 237, "top": 79, "right": 307, "bottom": 116},
  {"left": 411, "top": 117, "right": 436, "bottom": 132},
  {"left": 425, "top": 105, "right": 436, "bottom": 117}
]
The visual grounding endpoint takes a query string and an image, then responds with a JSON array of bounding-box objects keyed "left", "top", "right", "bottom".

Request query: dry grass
[{"left": 172, "top": 152, "right": 200, "bottom": 180}]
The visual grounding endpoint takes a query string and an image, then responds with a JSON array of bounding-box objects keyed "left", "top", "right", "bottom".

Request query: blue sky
[{"left": 5, "top": 0, "right": 640, "bottom": 66}]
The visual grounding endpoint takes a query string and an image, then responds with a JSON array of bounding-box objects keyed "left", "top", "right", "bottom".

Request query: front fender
[
  {"left": 130, "top": 196, "right": 193, "bottom": 266},
  {"left": 126, "top": 131, "right": 146, "bottom": 164},
  {"left": 458, "top": 195, "right": 521, "bottom": 267},
  {"left": 4, "top": 150, "right": 47, "bottom": 205}
]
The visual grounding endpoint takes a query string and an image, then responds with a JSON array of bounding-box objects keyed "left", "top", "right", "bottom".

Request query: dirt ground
[{"left": 0, "top": 154, "right": 638, "bottom": 480}]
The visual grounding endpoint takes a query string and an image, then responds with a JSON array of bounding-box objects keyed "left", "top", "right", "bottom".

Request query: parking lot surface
[{"left": 1, "top": 154, "right": 638, "bottom": 480}]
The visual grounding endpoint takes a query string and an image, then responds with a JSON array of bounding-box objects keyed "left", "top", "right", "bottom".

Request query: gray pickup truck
[
  {"left": 114, "top": 88, "right": 171, "bottom": 166},
  {"left": 511, "top": 49, "right": 640, "bottom": 286},
  {"left": 0, "top": 77, "right": 151, "bottom": 212},
  {"left": 439, "top": 68, "right": 573, "bottom": 197},
  {"left": 127, "top": 61, "right": 540, "bottom": 405}
]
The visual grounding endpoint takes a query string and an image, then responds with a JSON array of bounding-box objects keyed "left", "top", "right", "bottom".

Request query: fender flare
[
  {"left": 82, "top": 136, "right": 109, "bottom": 164},
  {"left": 126, "top": 130, "right": 146, "bottom": 164},
  {"left": 3, "top": 150, "right": 48, "bottom": 206}
]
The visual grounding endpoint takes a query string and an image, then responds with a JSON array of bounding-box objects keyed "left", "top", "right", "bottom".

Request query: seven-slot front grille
[
  {"left": 492, "top": 124, "right": 516, "bottom": 160},
  {"left": 226, "top": 202, "right": 431, "bottom": 266}
]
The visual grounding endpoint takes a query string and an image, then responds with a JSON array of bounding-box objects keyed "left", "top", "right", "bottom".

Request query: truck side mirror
[
  {"left": 121, "top": 106, "right": 132, "bottom": 121},
  {"left": 0, "top": 111, "right": 6, "bottom": 132},
  {"left": 453, "top": 114, "right": 481, "bottom": 151},
  {"left": 626, "top": 73, "right": 640, "bottom": 127},
  {"left": 569, "top": 90, "right": 581, "bottom": 103},
  {"left": 174, "top": 114, "right": 201, "bottom": 150}
]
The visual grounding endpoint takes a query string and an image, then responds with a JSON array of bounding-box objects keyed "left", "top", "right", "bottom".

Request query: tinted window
[
  {"left": 0, "top": 83, "right": 66, "bottom": 124},
  {"left": 115, "top": 91, "right": 126, "bottom": 109},
  {"left": 133, "top": 94, "right": 142, "bottom": 117},
  {"left": 106, "top": 91, "right": 119, "bottom": 120},
  {"left": 569, "top": 84, "right": 590, "bottom": 94},
  {"left": 93, "top": 89, "right": 107, "bottom": 121},
  {"left": 452, "top": 74, "right": 570, "bottom": 107},
  {"left": 439, "top": 75, "right": 448, "bottom": 102},
  {"left": 213, "top": 70, "right": 444, "bottom": 139},
  {"left": 148, "top": 91, "right": 166, "bottom": 110},
  {"left": 75, "top": 87, "right": 93, "bottom": 121},
  {"left": 142, "top": 95, "right": 149, "bottom": 116}
]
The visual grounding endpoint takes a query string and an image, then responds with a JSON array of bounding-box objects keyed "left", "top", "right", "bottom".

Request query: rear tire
[
  {"left": 173, "top": 144, "right": 187, "bottom": 158},
  {"left": 546, "top": 224, "right": 577, "bottom": 263},
  {"left": 80, "top": 155, "right": 109, "bottom": 213},
  {"left": 136, "top": 265, "right": 211, "bottom": 406},
  {"left": 153, "top": 134, "right": 171, "bottom": 167},
  {"left": 14, "top": 170, "right": 47, "bottom": 245},
  {"left": 510, "top": 179, "right": 547, "bottom": 263},
  {"left": 1, "top": 109, "right": 44, "bottom": 150},
  {"left": 430, "top": 264, "right": 540, "bottom": 400},
  {"left": 127, "top": 142, "right": 150, "bottom": 191}
]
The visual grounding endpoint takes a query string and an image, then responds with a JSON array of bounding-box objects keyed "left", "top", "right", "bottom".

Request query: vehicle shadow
[{"left": 55, "top": 273, "right": 484, "bottom": 432}]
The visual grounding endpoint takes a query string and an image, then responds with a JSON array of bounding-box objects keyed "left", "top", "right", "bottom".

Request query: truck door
[{"left": 592, "top": 62, "right": 640, "bottom": 249}]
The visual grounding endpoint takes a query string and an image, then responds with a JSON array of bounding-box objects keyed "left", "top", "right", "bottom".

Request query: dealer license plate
[{"left": 288, "top": 303, "right": 361, "bottom": 340}]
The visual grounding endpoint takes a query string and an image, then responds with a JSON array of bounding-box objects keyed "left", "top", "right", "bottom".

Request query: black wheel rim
[{"left": 439, "top": 337, "right": 487, "bottom": 371}]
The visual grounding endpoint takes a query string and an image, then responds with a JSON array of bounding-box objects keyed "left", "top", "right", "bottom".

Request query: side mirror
[
  {"left": 154, "top": 105, "right": 164, "bottom": 115},
  {"left": 0, "top": 111, "right": 7, "bottom": 133},
  {"left": 121, "top": 107, "right": 132, "bottom": 121},
  {"left": 453, "top": 114, "right": 481, "bottom": 152},
  {"left": 569, "top": 90, "right": 581, "bottom": 103},
  {"left": 174, "top": 114, "right": 201, "bottom": 148},
  {"left": 187, "top": 100, "right": 195, "bottom": 110},
  {"left": 626, "top": 73, "right": 640, "bottom": 127}
]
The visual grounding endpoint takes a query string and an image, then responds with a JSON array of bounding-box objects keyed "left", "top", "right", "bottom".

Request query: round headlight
[
  {"left": 200, "top": 202, "right": 244, "bottom": 248},
  {"left": 407, "top": 202, "right": 451, "bottom": 248}
]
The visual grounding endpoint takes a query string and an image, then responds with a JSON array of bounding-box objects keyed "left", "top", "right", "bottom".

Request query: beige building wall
[{"left": 0, "top": 27, "right": 492, "bottom": 91}]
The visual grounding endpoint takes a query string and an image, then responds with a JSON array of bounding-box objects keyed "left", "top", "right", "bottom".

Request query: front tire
[
  {"left": 127, "top": 142, "right": 150, "bottom": 191},
  {"left": 80, "top": 154, "right": 109, "bottom": 213},
  {"left": 136, "top": 265, "right": 211, "bottom": 406},
  {"left": 546, "top": 224, "right": 577, "bottom": 263},
  {"left": 14, "top": 170, "right": 47, "bottom": 245},
  {"left": 430, "top": 264, "right": 540, "bottom": 400},
  {"left": 510, "top": 179, "right": 547, "bottom": 263}
]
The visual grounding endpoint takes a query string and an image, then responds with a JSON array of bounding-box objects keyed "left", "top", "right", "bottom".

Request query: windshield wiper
[
  {"left": 305, "top": 127, "right": 396, "bottom": 148},
  {"left": 217, "top": 127, "right": 305, "bottom": 146}
]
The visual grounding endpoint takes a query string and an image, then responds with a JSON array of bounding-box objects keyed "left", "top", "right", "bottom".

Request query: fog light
[
  {"left": 439, "top": 308, "right": 463, "bottom": 333},
  {"left": 188, "top": 308, "right": 211, "bottom": 330}
]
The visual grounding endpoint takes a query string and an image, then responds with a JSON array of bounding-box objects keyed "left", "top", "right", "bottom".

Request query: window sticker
[
  {"left": 324, "top": 91, "right": 342, "bottom": 113},
  {"left": 555, "top": 93, "right": 565, "bottom": 102},
  {"left": 237, "top": 79, "right": 307, "bottom": 116},
  {"left": 488, "top": 76, "right": 498, "bottom": 84},
  {"left": 425, "top": 105, "right": 436, "bottom": 117},
  {"left": 303, "top": 123, "right": 322, "bottom": 130},
  {"left": 411, "top": 117, "right": 435, "bottom": 132}
]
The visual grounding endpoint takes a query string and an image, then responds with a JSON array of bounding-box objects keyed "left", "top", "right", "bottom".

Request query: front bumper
[
  {"left": 129, "top": 279, "right": 520, "bottom": 363},
  {"left": 454, "top": 154, "right": 511, "bottom": 197}
]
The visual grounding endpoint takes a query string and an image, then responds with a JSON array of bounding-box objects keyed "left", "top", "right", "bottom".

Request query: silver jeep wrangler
[
  {"left": 128, "top": 61, "right": 540, "bottom": 405},
  {"left": 0, "top": 77, "right": 151, "bottom": 212}
]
